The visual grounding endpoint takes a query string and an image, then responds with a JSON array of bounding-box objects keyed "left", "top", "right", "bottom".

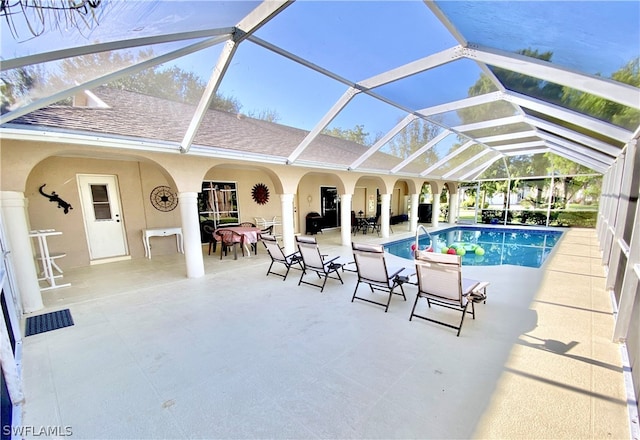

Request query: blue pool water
[{"left": 384, "top": 226, "right": 563, "bottom": 268}]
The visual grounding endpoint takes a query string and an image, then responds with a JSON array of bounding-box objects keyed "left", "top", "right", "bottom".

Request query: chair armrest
[
  {"left": 403, "top": 272, "right": 419, "bottom": 286},
  {"left": 387, "top": 267, "right": 405, "bottom": 279},
  {"left": 324, "top": 256, "right": 340, "bottom": 265},
  {"left": 285, "top": 250, "right": 301, "bottom": 259},
  {"left": 341, "top": 261, "right": 357, "bottom": 273}
]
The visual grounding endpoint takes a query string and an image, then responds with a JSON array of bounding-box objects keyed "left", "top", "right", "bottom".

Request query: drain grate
[{"left": 25, "top": 309, "right": 74, "bottom": 336}]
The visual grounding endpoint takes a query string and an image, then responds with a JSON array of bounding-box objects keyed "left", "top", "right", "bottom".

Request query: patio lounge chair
[
  {"left": 261, "top": 234, "right": 302, "bottom": 281},
  {"left": 410, "top": 251, "right": 489, "bottom": 336},
  {"left": 296, "top": 235, "right": 344, "bottom": 292},
  {"left": 351, "top": 242, "right": 408, "bottom": 312}
]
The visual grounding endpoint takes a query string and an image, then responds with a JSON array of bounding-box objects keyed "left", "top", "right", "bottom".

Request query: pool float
[{"left": 450, "top": 242, "right": 485, "bottom": 256}]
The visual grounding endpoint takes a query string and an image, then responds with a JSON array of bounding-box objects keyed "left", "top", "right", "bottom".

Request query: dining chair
[{"left": 215, "top": 228, "right": 245, "bottom": 260}]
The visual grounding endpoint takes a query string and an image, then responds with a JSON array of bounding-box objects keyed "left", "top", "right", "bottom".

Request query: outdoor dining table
[
  {"left": 354, "top": 215, "right": 375, "bottom": 235},
  {"left": 214, "top": 226, "right": 262, "bottom": 257}
]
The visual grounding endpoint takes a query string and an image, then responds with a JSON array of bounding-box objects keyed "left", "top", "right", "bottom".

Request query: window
[
  {"left": 198, "top": 181, "right": 239, "bottom": 229},
  {"left": 90, "top": 184, "right": 112, "bottom": 220}
]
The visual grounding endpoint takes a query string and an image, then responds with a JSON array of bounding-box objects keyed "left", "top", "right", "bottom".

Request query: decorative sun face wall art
[{"left": 251, "top": 183, "right": 270, "bottom": 205}]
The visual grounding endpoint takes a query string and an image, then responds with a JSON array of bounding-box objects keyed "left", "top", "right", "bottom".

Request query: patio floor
[{"left": 18, "top": 226, "right": 631, "bottom": 439}]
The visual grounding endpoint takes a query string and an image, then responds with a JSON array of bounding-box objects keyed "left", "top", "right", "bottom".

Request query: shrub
[{"left": 556, "top": 211, "right": 597, "bottom": 228}]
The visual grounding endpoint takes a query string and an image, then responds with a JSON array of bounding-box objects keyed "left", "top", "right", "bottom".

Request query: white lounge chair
[
  {"left": 351, "top": 242, "right": 408, "bottom": 312},
  {"left": 410, "top": 251, "right": 488, "bottom": 336},
  {"left": 261, "top": 234, "right": 302, "bottom": 281},
  {"left": 295, "top": 235, "right": 344, "bottom": 292}
]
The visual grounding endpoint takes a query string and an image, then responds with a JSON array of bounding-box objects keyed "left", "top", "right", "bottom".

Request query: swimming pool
[{"left": 384, "top": 226, "right": 564, "bottom": 268}]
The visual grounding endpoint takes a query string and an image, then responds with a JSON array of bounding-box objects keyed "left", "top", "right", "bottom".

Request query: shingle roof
[{"left": 10, "top": 86, "right": 389, "bottom": 168}]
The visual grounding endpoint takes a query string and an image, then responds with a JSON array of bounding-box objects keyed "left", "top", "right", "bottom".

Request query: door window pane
[{"left": 91, "top": 184, "right": 112, "bottom": 220}]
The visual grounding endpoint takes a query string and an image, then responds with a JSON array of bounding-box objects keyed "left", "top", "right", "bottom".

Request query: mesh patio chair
[
  {"left": 351, "top": 242, "right": 408, "bottom": 312},
  {"left": 296, "top": 235, "right": 344, "bottom": 292},
  {"left": 410, "top": 251, "right": 489, "bottom": 337},
  {"left": 261, "top": 234, "right": 303, "bottom": 281},
  {"left": 215, "top": 228, "right": 245, "bottom": 260},
  {"left": 369, "top": 214, "right": 381, "bottom": 235},
  {"left": 203, "top": 224, "right": 217, "bottom": 255}
]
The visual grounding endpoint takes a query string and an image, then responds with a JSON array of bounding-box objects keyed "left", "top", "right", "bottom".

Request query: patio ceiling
[{"left": 1, "top": 0, "right": 639, "bottom": 181}]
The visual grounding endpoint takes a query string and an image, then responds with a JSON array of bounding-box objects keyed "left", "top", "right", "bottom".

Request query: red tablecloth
[
  {"left": 214, "top": 226, "right": 260, "bottom": 243},
  {"left": 214, "top": 226, "right": 261, "bottom": 256}
]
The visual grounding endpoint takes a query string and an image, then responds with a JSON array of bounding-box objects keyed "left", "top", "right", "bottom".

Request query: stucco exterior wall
[
  {"left": 3, "top": 139, "right": 420, "bottom": 271},
  {"left": 25, "top": 156, "right": 181, "bottom": 268}
]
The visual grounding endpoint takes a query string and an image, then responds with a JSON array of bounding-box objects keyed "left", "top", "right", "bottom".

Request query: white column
[
  {"left": 449, "top": 190, "right": 459, "bottom": 223},
  {"left": 178, "top": 192, "right": 204, "bottom": 278},
  {"left": 432, "top": 193, "right": 441, "bottom": 228},
  {"left": 280, "top": 194, "right": 296, "bottom": 255},
  {"left": 340, "top": 194, "right": 352, "bottom": 247},
  {"left": 381, "top": 193, "right": 391, "bottom": 239},
  {"left": 409, "top": 193, "right": 419, "bottom": 233},
  {"left": 1, "top": 191, "right": 43, "bottom": 313}
]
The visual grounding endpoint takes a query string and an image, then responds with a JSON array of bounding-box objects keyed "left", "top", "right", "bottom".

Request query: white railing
[{"left": 415, "top": 224, "right": 433, "bottom": 256}]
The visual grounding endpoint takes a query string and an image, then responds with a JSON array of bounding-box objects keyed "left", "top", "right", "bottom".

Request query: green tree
[
  {"left": 30, "top": 48, "right": 242, "bottom": 113},
  {"left": 561, "top": 57, "right": 640, "bottom": 131},
  {"left": 246, "top": 108, "right": 281, "bottom": 123},
  {"left": 322, "top": 124, "right": 371, "bottom": 146},
  {"left": 0, "top": 65, "right": 38, "bottom": 113},
  {"left": 548, "top": 155, "right": 601, "bottom": 208},
  {"left": 386, "top": 118, "right": 441, "bottom": 162}
]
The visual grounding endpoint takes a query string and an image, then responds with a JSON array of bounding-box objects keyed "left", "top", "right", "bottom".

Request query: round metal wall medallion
[{"left": 150, "top": 185, "right": 178, "bottom": 212}]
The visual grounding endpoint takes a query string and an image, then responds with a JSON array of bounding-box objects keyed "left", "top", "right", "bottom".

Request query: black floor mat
[{"left": 25, "top": 309, "right": 74, "bottom": 336}]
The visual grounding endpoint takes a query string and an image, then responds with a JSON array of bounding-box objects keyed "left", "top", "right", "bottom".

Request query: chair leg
[
  {"left": 456, "top": 302, "right": 472, "bottom": 337},
  {"left": 283, "top": 264, "right": 291, "bottom": 281},
  {"left": 394, "top": 282, "right": 407, "bottom": 301},
  {"left": 409, "top": 294, "right": 420, "bottom": 321},
  {"left": 384, "top": 291, "right": 392, "bottom": 312},
  {"left": 334, "top": 267, "right": 343, "bottom": 284},
  {"left": 266, "top": 261, "right": 275, "bottom": 277},
  {"left": 351, "top": 281, "right": 361, "bottom": 302},
  {"left": 456, "top": 302, "right": 469, "bottom": 336},
  {"left": 298, "top": 268, "right": 305, "bottom": 286},
  {"left": 320, "top": 274, "right": 329, "bottom": 292}
]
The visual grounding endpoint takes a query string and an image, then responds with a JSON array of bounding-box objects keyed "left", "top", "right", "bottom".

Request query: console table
[
  {"left": 142, "top": 227, "right": 184, "bottom": 259},
  {"left": 29, "top": 229, "right": 71, "bottom": 291}
]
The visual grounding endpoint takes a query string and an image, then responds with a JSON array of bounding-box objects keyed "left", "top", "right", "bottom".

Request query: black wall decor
[
  {"left": 150, "top": 185, "right": 178, "bottom": 212},
  {"left": 39, "top": 184, "right": 73, "bottom": 214}
]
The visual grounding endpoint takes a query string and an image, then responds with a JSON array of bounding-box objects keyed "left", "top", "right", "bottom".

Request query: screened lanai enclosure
[
  {"left": 2, "top": 1, "right": 638, "bottom": 175},
  {"left": 1, "top": 2, "right": 638, "bottom": 224},
  {"left": 1, "top": 0, "right": 639, "bottom": 435}
]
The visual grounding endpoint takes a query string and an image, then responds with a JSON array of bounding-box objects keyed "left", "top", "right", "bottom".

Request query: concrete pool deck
[{"left": 18, "top": 226, "right": 633, "bottom": 439}]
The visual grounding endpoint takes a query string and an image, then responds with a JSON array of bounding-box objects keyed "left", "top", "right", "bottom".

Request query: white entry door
[{"left": 77, "top": 174, "right": 128, "bottom": 260}]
